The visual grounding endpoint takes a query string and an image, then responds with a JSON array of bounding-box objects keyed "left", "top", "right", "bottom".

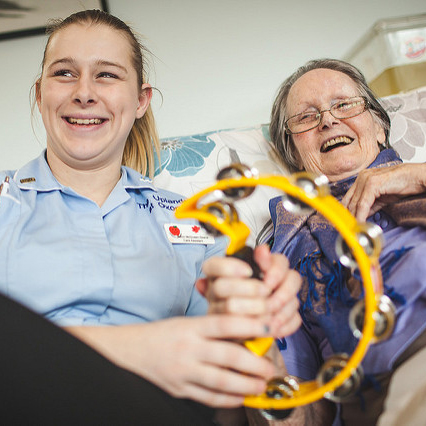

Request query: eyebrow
[
  {"left": 293, "top": 96, "right": 357, "bottom": 115},
  {"left": 47, "top": 57, "right": 128, "bottom": 74}
]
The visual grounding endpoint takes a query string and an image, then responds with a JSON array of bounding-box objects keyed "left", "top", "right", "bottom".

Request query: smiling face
[
  {"left": 36, "top": 22, "right": 151, "bottom": 174},
  {"left": 286, "top": 68, "right": 385, "bottom": 182}
]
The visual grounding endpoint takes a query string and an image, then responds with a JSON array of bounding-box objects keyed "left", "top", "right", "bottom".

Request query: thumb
[{"left": 195, "top": 277, "right": 208, "bottom": 296}]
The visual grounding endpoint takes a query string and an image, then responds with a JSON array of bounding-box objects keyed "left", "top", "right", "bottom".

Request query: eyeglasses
[{"left": 285, "top": 96, "right": 369, "bottom": 134}]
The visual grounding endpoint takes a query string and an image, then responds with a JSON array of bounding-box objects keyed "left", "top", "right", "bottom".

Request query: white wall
[{"left": 1, "top": 0, "right": 426, "bottom": 170}]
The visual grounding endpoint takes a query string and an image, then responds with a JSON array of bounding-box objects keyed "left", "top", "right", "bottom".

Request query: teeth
[
  {"left": 322, "top": 136, "right": 352, "bottom": 151},
  {"left": 67, "top": 117, "right": 103, "bottom": 125}
]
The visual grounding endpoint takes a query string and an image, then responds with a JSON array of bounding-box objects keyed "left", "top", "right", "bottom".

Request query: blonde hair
[{"left": 38, "top": 9, "right": 160, "bottom": 178}]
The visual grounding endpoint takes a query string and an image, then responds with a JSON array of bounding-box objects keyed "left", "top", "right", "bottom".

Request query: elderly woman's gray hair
[{"left": 269, "top": 58, "right": 391, "bottom": 173}]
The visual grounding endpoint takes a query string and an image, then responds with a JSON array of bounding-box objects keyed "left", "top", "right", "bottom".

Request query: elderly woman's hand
[
  {"left": 197, "top": 245, "right": 302, "bottom": 338},
  {"left": 341, "top": 163, "right": 426, "bottom": 222}
]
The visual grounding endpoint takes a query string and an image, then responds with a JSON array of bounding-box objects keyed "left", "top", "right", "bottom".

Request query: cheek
[
  {"left": 39, "top": 85, "right": 63, "bottom": 111},
  {"left": 108, "top": 89, "right": 139, "bottom": 113},
  {"left": 357, "top": 114, "right": 384, "bottom": 145},
  {"left": 293, "top": 136, "right": 316, "bottom": 167}
]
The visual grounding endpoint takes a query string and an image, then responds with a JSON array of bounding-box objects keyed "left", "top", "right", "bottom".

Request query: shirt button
[
  {"left": 380, "top": 219, "right": 389, "bottom": 229},
  {"left": 373, "top": 212, "right": 381, "bottom": 222}
]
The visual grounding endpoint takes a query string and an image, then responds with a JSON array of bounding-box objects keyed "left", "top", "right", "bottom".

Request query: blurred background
[{"left": 0, "top": 0, "right": 425, "bottom": 170}]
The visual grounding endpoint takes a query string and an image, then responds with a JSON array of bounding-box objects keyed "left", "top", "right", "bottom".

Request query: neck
[{"left": 46, "top": 151, "right": 122, "bottom": 207}]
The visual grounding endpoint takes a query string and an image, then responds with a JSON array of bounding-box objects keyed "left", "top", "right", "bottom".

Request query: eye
[
  {"left": 53, "top": 69, "right": 73, "bottom": 77},
  {"left": 97, "top": 72, "right": 118, "bottom": 79},
  {"left": 336, "top": 100, "right": 355, "bottom": 111},
  {"left": 297, "top": 112, "right": 318, "bottom": 123}
]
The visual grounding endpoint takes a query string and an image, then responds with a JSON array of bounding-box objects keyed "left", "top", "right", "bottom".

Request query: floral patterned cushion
[
  {"left": 154, "top": 86, "right": 426, "bottom": 245},
  {"left": 380, "top": 86, "right": 426, "bottom": 162},
  {"left": 153, "top": 126, "right": 285, "bottom": 246}
]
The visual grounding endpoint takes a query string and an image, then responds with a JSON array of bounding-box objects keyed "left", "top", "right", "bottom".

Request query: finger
[
  {"left": 264, "top": 254, "right": 291, "bottom": 293},
  {"left": 198, "top": 314, "right": 270, "bottom": 340},
  {"left": 254, "top": 246, "right": 291, "bottom": 291},
  {"left": 353, "top": 196, "right": 375, "bottom": 222},
  {"left": 344, "top": 181, "right": 365, "bottom": 217},
  {"left": 268, "top": 298, "right": 302, "bottom": 337},
  {"left": 342, "top": 174, "right": 376, "bottom": 221},
  {"left": 208, "top": 276, "right": 268, "bottom": 299},
  {"left": 195, "top": 277, "right": 208, "bottom": 297},
  {"left": 209, "top": 297, "right": 267, "bottom": 315},
  {"left": 178, "top": 382, "right": 245, "bottom": 408},
  {"left": 202, "top": 256, "right": 252, "bottom": 279},
  {"left": 252, "top": 244, "right": 273, "bottom": 270},
  {"left": 189, "top": 363, "right": 268, "bottom": 397},
  {"left": 266, "top": 269, "right": 301, "bottom": 313},
  {"left": 341, "top": 183, "right": 356, "bottom": 209},
  {"left": 207, "top": 299, "right": 228, "bottom": 314},
  {"left": 199, "top": 338, "right": 275, "bottom": 379}
]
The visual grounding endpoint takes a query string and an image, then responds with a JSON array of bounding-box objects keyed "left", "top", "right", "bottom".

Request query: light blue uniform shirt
[{"left": 0, "top": 152, "right": 226, "bottom": 326}]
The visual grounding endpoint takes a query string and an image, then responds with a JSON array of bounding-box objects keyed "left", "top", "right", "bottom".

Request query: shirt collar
[
  {"left": 120, "top": 163, "right": 156, "bottom": 191},
  {"left": 14, "top": 150, "right": 61, "bottom": 191},
  {"left": 14, "top": 150, "right": 157, "bottom": 193}
]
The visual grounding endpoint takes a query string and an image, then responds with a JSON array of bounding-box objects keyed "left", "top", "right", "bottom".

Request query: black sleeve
[{"left": 0, "top": 292, "right": 215, "bottom": 426}]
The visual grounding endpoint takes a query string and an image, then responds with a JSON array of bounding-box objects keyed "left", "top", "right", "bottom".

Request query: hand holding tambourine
[{"left": 175, "top": 164, "right": 395, "bottom": 418}]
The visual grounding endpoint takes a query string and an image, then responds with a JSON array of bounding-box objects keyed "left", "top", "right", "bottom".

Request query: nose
[
  {"left": 318, "top": 109, "right": 340, "bottom": 131},
  {"left": 73, "top": 75, "right": 96, "bottom": 106}
]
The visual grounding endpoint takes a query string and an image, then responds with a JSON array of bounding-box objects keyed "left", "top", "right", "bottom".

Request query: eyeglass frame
[{"left": 284, "top": 96, "right": 370, "bottom": 135}]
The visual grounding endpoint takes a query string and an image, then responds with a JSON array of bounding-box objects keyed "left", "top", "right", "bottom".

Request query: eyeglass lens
[{"left": 286, "top": 97, "right": 367, "bottom": 134}]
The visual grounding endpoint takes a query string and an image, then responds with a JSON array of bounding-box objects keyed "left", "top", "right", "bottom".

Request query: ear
[
  {"left": 35, "top": 79, "right": 42, "bottom": 112},
  {"left": 374, "top": 119, "right": 386, "bottom": 146},
  {"left": 136, "top": 83, "right": 153, "bottom": 119}
]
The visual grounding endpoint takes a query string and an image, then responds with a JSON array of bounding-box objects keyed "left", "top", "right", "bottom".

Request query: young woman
[{"left": 0, "top": 9, "right": 301, "bottom": 423}]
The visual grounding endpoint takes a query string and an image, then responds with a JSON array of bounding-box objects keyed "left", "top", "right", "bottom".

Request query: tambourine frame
[{"left": 175, "top": 172, "right": 383, "bottom": 410}]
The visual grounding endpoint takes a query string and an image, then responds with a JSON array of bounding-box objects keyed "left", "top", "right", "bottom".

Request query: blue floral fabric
[{"left": 154, "top": 133, "right": 216, "bottom": 177}]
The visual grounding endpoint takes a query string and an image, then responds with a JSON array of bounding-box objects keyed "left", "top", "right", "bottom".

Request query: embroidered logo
[
  {"left": 137, "top": 194, "right": 184, "bottom": 214},
  {"left": 153, "top": 194, "right": 184, "bottom": 211},
  {"left": 137, "top": 198, "right": 154, "bottom": 213}
]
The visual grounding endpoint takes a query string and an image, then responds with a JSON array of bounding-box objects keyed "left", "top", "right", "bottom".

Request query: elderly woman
[{"left": 263, "top": 58, "right": 426, "bottom": 425}]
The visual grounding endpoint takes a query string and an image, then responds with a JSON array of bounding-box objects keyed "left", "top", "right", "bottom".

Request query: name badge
[{"left": 164, "top": 223, "right": 215, "bottom": 244}]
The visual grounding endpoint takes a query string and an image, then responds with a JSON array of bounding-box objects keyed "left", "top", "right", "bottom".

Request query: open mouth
[
  {"left": 65, "top": 117, "right": 106, "bottom": 125},
  {"left": 320, "top": 136, "right": 353, "bottom": 153}
]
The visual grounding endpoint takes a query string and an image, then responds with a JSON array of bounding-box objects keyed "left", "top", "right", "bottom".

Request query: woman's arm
[
  {"left": 342, "top": 163, "right": 426, "bottom": 222},
  {"left": 66, "top": 246, "right": 302, "bottom": 409},
  {"left": 66, "top": 314, "right": 276, "bottom": 408}
]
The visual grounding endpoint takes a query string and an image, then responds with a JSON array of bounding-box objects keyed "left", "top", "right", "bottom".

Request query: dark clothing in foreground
[{"left": 0, "top": 292, "right": 215, "bottom": 426}]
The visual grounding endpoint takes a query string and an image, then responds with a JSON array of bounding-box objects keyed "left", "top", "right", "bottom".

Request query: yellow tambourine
[{"left": 175, "top": 164, "right": 395, "bottom": 416}]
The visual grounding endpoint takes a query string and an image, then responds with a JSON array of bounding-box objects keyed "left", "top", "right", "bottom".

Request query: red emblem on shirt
[{"left": 169, "top": 225, "right": 181, "bottom": 236}]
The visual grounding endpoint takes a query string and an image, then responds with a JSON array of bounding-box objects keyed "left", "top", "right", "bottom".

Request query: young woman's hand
[{"left": 197, "top": 244, "right": 302, "bottom": 338}]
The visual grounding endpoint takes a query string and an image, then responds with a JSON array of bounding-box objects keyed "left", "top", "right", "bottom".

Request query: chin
[{"left": 327, "top": 166, "right": 365, "bottom": 182}]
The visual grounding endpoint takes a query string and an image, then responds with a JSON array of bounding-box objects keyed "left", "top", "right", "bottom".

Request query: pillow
[
  {"left": 153, "top": 125, "right": 286, "bottom": 247},
  {"left": 153, "top": 86, "right": 426, "bottom": 245},
  {"left": 380, "top": 85, "right": 426, "bottom": 162}
]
